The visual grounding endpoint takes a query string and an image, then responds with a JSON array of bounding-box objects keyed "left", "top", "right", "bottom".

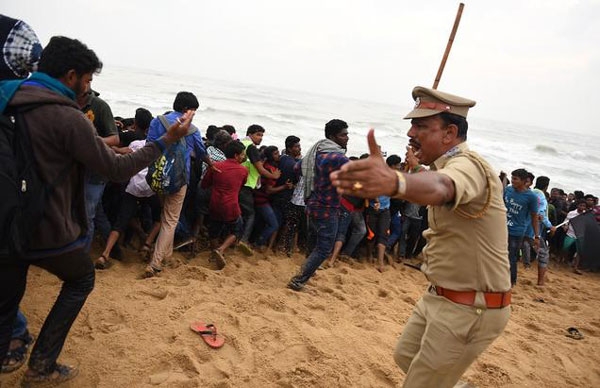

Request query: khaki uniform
[{"left": 394, "top": 142, "right": 511, "bottom": 387}]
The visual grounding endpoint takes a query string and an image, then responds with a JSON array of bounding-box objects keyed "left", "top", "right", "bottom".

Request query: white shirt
[{"left": 125, "top": 140, "right": 154, "bottom": 198}]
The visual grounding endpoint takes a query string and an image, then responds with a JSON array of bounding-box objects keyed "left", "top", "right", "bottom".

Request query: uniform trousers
[{"left": 394, "top": 290, "right": 510, "bottom": 388}]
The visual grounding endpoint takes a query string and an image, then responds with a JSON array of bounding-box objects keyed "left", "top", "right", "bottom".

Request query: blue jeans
[
  {"left": 84, "top": 181, "right": 107, "bottom": 252},
  {"left": 11, "top": 310, "right": 28, "bottom": 338},
  {"left": 508, "top": 235, "right": 524, "bottom": 285},
  {"left": 335, "top": 208, "right": 352, "bottom": 243},
  {"left": 255, "top": 205, "right": 279, "bottom": 247},
  {"left": 289, "top": 215, "right": 338, "bottom": 288},
  {"left": 341, "top": 211, "right": 366, "bottom": 256},
  {"left": 387, "top": 211, "right": 402, "bottom": 249}
]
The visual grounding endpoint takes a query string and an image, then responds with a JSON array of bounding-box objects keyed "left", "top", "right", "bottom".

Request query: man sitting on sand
[{"left": 202, "top": 140, "right": 250, "bottom": 269}]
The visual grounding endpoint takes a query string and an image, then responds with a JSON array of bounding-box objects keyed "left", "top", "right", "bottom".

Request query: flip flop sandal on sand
[
  {"left": 94, "top": 255, "right": 112, "bottom": 270},
  {"left": 236, "top": 241, "right": 254, "bottom": 257},
  {"left": 210, "top": 250, "right": 226, "bottom": 270},
  {"left": 1, "top": 332, "right": 34, "bottom": 374},
  {"left": 566, "top": 327, "right": 584, "bottom": 340},
  {"left": 190, "top": 322, "right": 225, "bottom": 349},
  {"left": 22, "top": 363, "right": 79, "bottom": 385}
]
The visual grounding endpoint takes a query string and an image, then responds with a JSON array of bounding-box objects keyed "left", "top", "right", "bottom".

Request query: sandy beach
[{"left": 3, "top": 243, "right": 600, "bottom": 387}]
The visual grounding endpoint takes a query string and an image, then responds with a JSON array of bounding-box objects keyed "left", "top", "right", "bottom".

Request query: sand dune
[{"left": 3, "top": 245, "right": 600, "bottom": 387}]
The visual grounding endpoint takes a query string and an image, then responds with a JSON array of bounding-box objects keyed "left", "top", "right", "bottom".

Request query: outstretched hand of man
[
  {"left": 330, "top": 129, "right": 397, "bottom": 198},
  {"left": 163, "top": 110, "right": 195, "bottom": 145}
]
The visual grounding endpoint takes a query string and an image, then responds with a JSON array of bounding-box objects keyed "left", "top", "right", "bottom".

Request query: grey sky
[{"left": 4, "top": 0, "right": 600, "bottom": 133}]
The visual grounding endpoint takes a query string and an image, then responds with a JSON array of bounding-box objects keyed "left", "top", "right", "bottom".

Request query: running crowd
[{"left": 1, "top": 14, "right": 600, "bottom": 386}]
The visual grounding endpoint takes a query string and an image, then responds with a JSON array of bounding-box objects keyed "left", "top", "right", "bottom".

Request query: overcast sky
[{"left": 4, "top": 0, "right": 600, "bottom": 133}]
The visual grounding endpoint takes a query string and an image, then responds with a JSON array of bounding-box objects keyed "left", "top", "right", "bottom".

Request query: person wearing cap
[
  {"left": 0, "top": 14, "right": 42, "bottom": 376},
  {"left": 330, "top": 86, "right": 511, "bottom": 387}
]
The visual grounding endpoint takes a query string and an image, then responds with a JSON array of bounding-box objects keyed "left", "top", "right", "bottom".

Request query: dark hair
[
  {"left": 574, "top": 190, "right": 584, "bottom": 199},
  {"left": 213, "top": 130, "right": 232, "bottom": 150},
  {"left": 222, "top": 124, "right": 236, "bottom": 135},
  {"left": 325, "top": 119, "right": 348, "bottom": 139},
  {"left": 534, "top": 176, "right": 550, "bottom": 190},
  {"left": 224, "top": 140, "right": 245, "bottom": 158},
  {"left": 172, "top": 91, "right": 199, "bottom": 113},
  {"left": 359, "top": 153, "right": 369, "bottom": 160},
  {"left": 285, "top": 135, "right": 300, "bottom": 151},
  {"left": 205, "top": 125, "right": 220, "bottom": 142},
  {"left": 349, "top": 156, "right": 358, "bottom": 161},
  {"left": 134, "top": 108, "right": 153, "bottom": 131},
  {"left": 246, "top": 124, "right": 265, "bottom": 135},
  {"left": 386, "top": 154, "right": 402, "bottom": 167},
  {"left": 511, "top": 168, "right": 528, "bottom": 180},
  {"left": 438, "top": 112, "right": 468, "bottom": 141},
  {"left": 527, "top": 172, "right": 535, "bottom": 183},
  {"left": 263, "top": 146, "right": 279, "bottom": 163},
  {"left": 584, "top": 194, "right": 595, "bottom": 200},
  {"left": 576, "top": 198, "right": 587, "bottom": 206},
  {"left": 38, "top": 36, "right": 102, "bottom": 78}
]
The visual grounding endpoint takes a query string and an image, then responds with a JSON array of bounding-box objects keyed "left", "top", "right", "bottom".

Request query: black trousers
[{"left": 0, "top": 248, "right": 95, "bottom": 374}]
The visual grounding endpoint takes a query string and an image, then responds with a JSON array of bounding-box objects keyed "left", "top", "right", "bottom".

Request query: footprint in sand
[
  {"left": 478, "top": 363, "right": 511, "bottom": 384},
  {"left": 97, "top": 308, "right": 128, "bottom": 334}
]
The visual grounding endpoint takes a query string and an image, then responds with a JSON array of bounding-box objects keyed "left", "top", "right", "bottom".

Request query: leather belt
[{"left": 430, "top": 285, "right": 511, "bottom": 309}]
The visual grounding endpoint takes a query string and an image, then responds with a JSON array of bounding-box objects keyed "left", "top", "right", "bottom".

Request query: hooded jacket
[{"left": 6, "top": 84, "right": 161, "bottom": 253}]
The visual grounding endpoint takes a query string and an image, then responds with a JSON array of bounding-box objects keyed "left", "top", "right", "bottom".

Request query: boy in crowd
[
  {"left": 504, "top": 168, "right": 539, "bottom": 286},
  {"left": 202, "top": 140, "right": 249, "bottom": 269}
]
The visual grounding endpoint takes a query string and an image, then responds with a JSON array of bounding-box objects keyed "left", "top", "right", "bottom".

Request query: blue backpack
[{"left": 145, "top": 115, "right": 195, "bottom": 194}]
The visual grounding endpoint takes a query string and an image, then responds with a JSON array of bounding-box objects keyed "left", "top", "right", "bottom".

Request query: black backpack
[{"left": 0, "top": 104, "right": 69, "bottom": 260}]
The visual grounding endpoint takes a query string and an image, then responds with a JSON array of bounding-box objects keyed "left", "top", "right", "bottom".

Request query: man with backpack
[
  {"left": 0, "top": 36, "right": 194, "bottom": 385},
  {"left": 143, "top": 91, "right": 218, "bottom": 278}
]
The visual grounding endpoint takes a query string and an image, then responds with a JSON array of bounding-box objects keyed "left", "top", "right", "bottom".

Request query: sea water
[{"left": 94, "top": 66, "right": 600, "bottom": 196}]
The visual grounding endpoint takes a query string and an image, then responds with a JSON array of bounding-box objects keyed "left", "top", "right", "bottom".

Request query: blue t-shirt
[{"left": 504, "top": 186, "right": 538, "bottom": 237}]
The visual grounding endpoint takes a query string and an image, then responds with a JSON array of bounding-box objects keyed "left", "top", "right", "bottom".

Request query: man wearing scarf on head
[{"left": 0, "top": 13, "right": 42, "bottom": 377}]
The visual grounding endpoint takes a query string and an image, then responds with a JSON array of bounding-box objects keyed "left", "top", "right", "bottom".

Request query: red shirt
[
  {"left": 201, "top": 159, "right": 248, "bottom": 222},
  {"left": 254, "top": 162, "right": 277, "bottom": 207}
]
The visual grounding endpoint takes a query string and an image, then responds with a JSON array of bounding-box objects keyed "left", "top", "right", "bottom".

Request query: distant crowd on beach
[{"left": 87, "top": 94, "right": 600, "bottom": 285}]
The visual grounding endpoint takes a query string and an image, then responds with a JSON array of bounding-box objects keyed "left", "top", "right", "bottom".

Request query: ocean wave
[{"left": 534, "top": 144, "right": 559, "bottom": 155}]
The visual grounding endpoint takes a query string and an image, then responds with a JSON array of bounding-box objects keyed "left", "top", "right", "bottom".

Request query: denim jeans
[
  {"left": 289, "top": 215, "right": 339, "bottom": 288},
  {"left": 387, "top": 211, "right": 403, "bottom": 249},
  {"left": 255, "top": 205, "right": 279, "bottom": 247},
  {"left": 508, "top": 235, "right": 524, "bottom": 285},
  {"left": 400, "top": 216, "right": 422, "bottom": 258},
  {"left": 0, "top": 249, "right": 95, "bottom": 374},
  {"left": 84, "top": 181, "right": 106, "bottom": 252},
  {"left": 239, "top": 186, "right": 255, "bottom": 243},
  {"left": 335, "top": 208, "right": 352, "bottom": 243},
  {"left": 341, "top": 211, "right": 366, "bottom": 257},
  {"left": 11, "top": 310, "right": 28, "bottom": 338}
]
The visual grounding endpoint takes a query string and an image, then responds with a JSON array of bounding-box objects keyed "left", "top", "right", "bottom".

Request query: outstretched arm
[{"left": 330, "top": 129, "right": 455, "bottom": 206}]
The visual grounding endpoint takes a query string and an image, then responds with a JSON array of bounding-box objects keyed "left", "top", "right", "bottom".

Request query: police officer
[{"left": 331, "top": 86, "right": 511, "bottom": 387}]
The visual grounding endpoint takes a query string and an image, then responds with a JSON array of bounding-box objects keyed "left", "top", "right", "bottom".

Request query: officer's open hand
[{"left": 330, "top": 129, "right": 397, "bottom": 198}]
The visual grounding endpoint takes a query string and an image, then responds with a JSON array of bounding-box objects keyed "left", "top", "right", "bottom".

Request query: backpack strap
[
  {"left": 158, "top": 115, "right": 198, "bottom": 137},
  {"left": 453, "top": 150, "right": 494, "bottom": 220}
]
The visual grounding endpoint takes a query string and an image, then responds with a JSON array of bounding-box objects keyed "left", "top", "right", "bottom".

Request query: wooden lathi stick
[{"left": 432, "top": 3, "right": 465, "bottom": 89}]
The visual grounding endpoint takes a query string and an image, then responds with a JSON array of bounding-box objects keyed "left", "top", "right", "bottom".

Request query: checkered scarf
[{"left": 0, "top": 14, "right": 42, "bottom": 80}]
